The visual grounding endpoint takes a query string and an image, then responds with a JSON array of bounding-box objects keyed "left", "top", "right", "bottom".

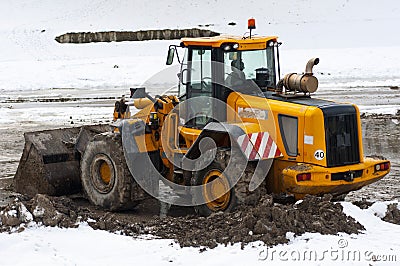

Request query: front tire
[{"left": 80, "top": 133, "right": 144, "bottom": 211}]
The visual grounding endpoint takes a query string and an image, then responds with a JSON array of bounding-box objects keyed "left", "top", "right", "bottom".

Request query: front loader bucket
[{"left": 14, "top": 125, "right": 110, "bottom": 197}]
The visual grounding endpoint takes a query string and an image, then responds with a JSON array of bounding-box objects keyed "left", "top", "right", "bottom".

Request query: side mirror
[{"left": 166, "top": 47, "right": 175, "bottom": 65}]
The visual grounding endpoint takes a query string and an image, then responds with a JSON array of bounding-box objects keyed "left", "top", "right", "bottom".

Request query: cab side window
[
  {"left": 190, "top": 48, "right": 212, "bottom": 94},
  {"left": 278, "top": 115, "right": 298, "bottom": 157}
]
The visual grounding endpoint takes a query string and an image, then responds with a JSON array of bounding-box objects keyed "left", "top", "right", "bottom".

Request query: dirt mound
[
  {"left": 0, "top": 199, "right": 32, "bottom": 232},
  {"left": 0, "top": 194, "right": 80, "bottom": 231},
  {"left": 351, "top": 199, "right": 374, "bottom": 209},
  {"left": 140, "top": 194, "right": 363, "bottom": 249},
  {"left": 383, "top": 203, "right": 400, "bottom": 225},
  {"left": 0, "top": 194, "right": 364, "bottom": 249},
  {"left": 55, "top": 29, "right": 220, "bottom": 43}
]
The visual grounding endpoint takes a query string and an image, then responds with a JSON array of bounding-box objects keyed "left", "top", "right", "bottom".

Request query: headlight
[{"left": 221, "top": 43, "right": 239, "bottom": 51}]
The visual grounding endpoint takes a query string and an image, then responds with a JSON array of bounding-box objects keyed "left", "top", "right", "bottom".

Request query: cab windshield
[{"left": 224, "top": 48, "right": 276, "bottom": 91}]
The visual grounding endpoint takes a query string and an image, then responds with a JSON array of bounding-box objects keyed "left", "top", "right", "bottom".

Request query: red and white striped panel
[{"left": 236, "top": 132, "right": 282, "bottom": 160}]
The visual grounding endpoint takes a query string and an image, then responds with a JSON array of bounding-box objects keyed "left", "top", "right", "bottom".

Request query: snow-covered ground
[
  {"left": 0, "top": 202, "right": 399, "bottom": 266},
  {"left": 1, "top": 0, "right": 400, "bottom": 265},
  {"left": 0, "top": 0, "right": 399, "bottom": 115}
]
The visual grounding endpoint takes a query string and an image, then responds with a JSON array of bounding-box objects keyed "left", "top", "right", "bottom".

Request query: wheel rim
[
  {"left": 99, "top": 161, "right": 111, "bottom": 184},
  {"left": 203, "top": 170, "right": 231, "bottom": 211},
  {"left": 90, "top": 154, "right": 116, "bottom": 193}
]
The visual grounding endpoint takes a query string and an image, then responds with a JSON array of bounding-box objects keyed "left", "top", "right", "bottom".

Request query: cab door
[{"left": 181, "top": 47, "right": 214, "bottom": 129}]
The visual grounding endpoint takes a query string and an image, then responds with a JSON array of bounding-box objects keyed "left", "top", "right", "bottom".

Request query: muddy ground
[
  {"left": 1, "top": 192, "right": 366, "bottom": 249},
  {"left": 0, "top": 92, "right": 399, "bottom": 248}
]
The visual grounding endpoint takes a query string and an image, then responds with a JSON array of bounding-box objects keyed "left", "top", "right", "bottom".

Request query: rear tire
[
  {"left": 192, "top": 160, "right": 237, "bottom": 217},
  {"left": 191, "top": 147, "right": 267, "bottom": 216},
  {"left": 80, "top": 133, "right": 144, "bottom": 211}
]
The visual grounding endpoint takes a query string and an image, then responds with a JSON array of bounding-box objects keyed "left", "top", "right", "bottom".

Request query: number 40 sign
[{"left": 314, "top": 150, "right": 325, "bottom": 161}]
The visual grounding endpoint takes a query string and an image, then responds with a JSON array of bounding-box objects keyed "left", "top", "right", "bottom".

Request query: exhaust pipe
[
  {"left": 280, "top": 57, "right": 320, "bottom": 94},
  {"left": 305, "top": 57, "right": 320, "bottom": 75}
]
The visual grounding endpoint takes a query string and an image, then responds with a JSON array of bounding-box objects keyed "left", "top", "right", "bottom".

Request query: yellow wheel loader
[{"left": 14, "top": 20, "right": 390, "bottom": 216}]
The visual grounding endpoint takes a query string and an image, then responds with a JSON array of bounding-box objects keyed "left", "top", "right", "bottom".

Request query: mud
[
  {"left": 346, "top": 117, "right": 400, "bottom": 202},
  {"left": 141, "top": 194, "right": 364, "bottom": 249},
  {"left": 351, "top": 199, "right": 374, "bottom": 210},
  {"left": 0, "top": 194, "right": 364, "bottom": 249},
  {"left": 383, "top": 203, "right": 400, "bottom": 225}
]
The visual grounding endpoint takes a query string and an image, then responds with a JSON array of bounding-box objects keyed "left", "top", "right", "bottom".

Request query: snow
[
  {"left": 0, "top": 0, "right": 400, "bottom": 264},
  {"left": 0, "top": 203, "right": 399, "bottom": 265},
  {"left": 0, "top": 0, "right": 399, "bottom": 114},
  {"left": 32, "top": 206, "right": 45, "bottom": 218},
  {"left": 6, "top": 209, "right": 17, "bottom": 217},
  {"left": 367, "top": 201, "right": 400, "bottom": 219},
  {"left": 18, "top": 203, "right": 33, "bottom": 223}
]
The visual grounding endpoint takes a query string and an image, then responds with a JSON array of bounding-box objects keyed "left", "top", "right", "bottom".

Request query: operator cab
[
  {"left": 167, "top": 35, "right": 280, "bottom": 100},
  {"left": 166, "top": 35, "right": 281, "bottom": 128}
]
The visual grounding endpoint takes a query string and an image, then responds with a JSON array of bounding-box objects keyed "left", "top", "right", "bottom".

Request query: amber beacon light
[{"left": 248, "top": 18, "right": 256, "bottom": 38}]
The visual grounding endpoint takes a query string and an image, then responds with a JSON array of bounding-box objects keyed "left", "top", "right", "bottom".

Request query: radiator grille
[{"left": 325, "top": 112, "right": 360, "bottom": 167}]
